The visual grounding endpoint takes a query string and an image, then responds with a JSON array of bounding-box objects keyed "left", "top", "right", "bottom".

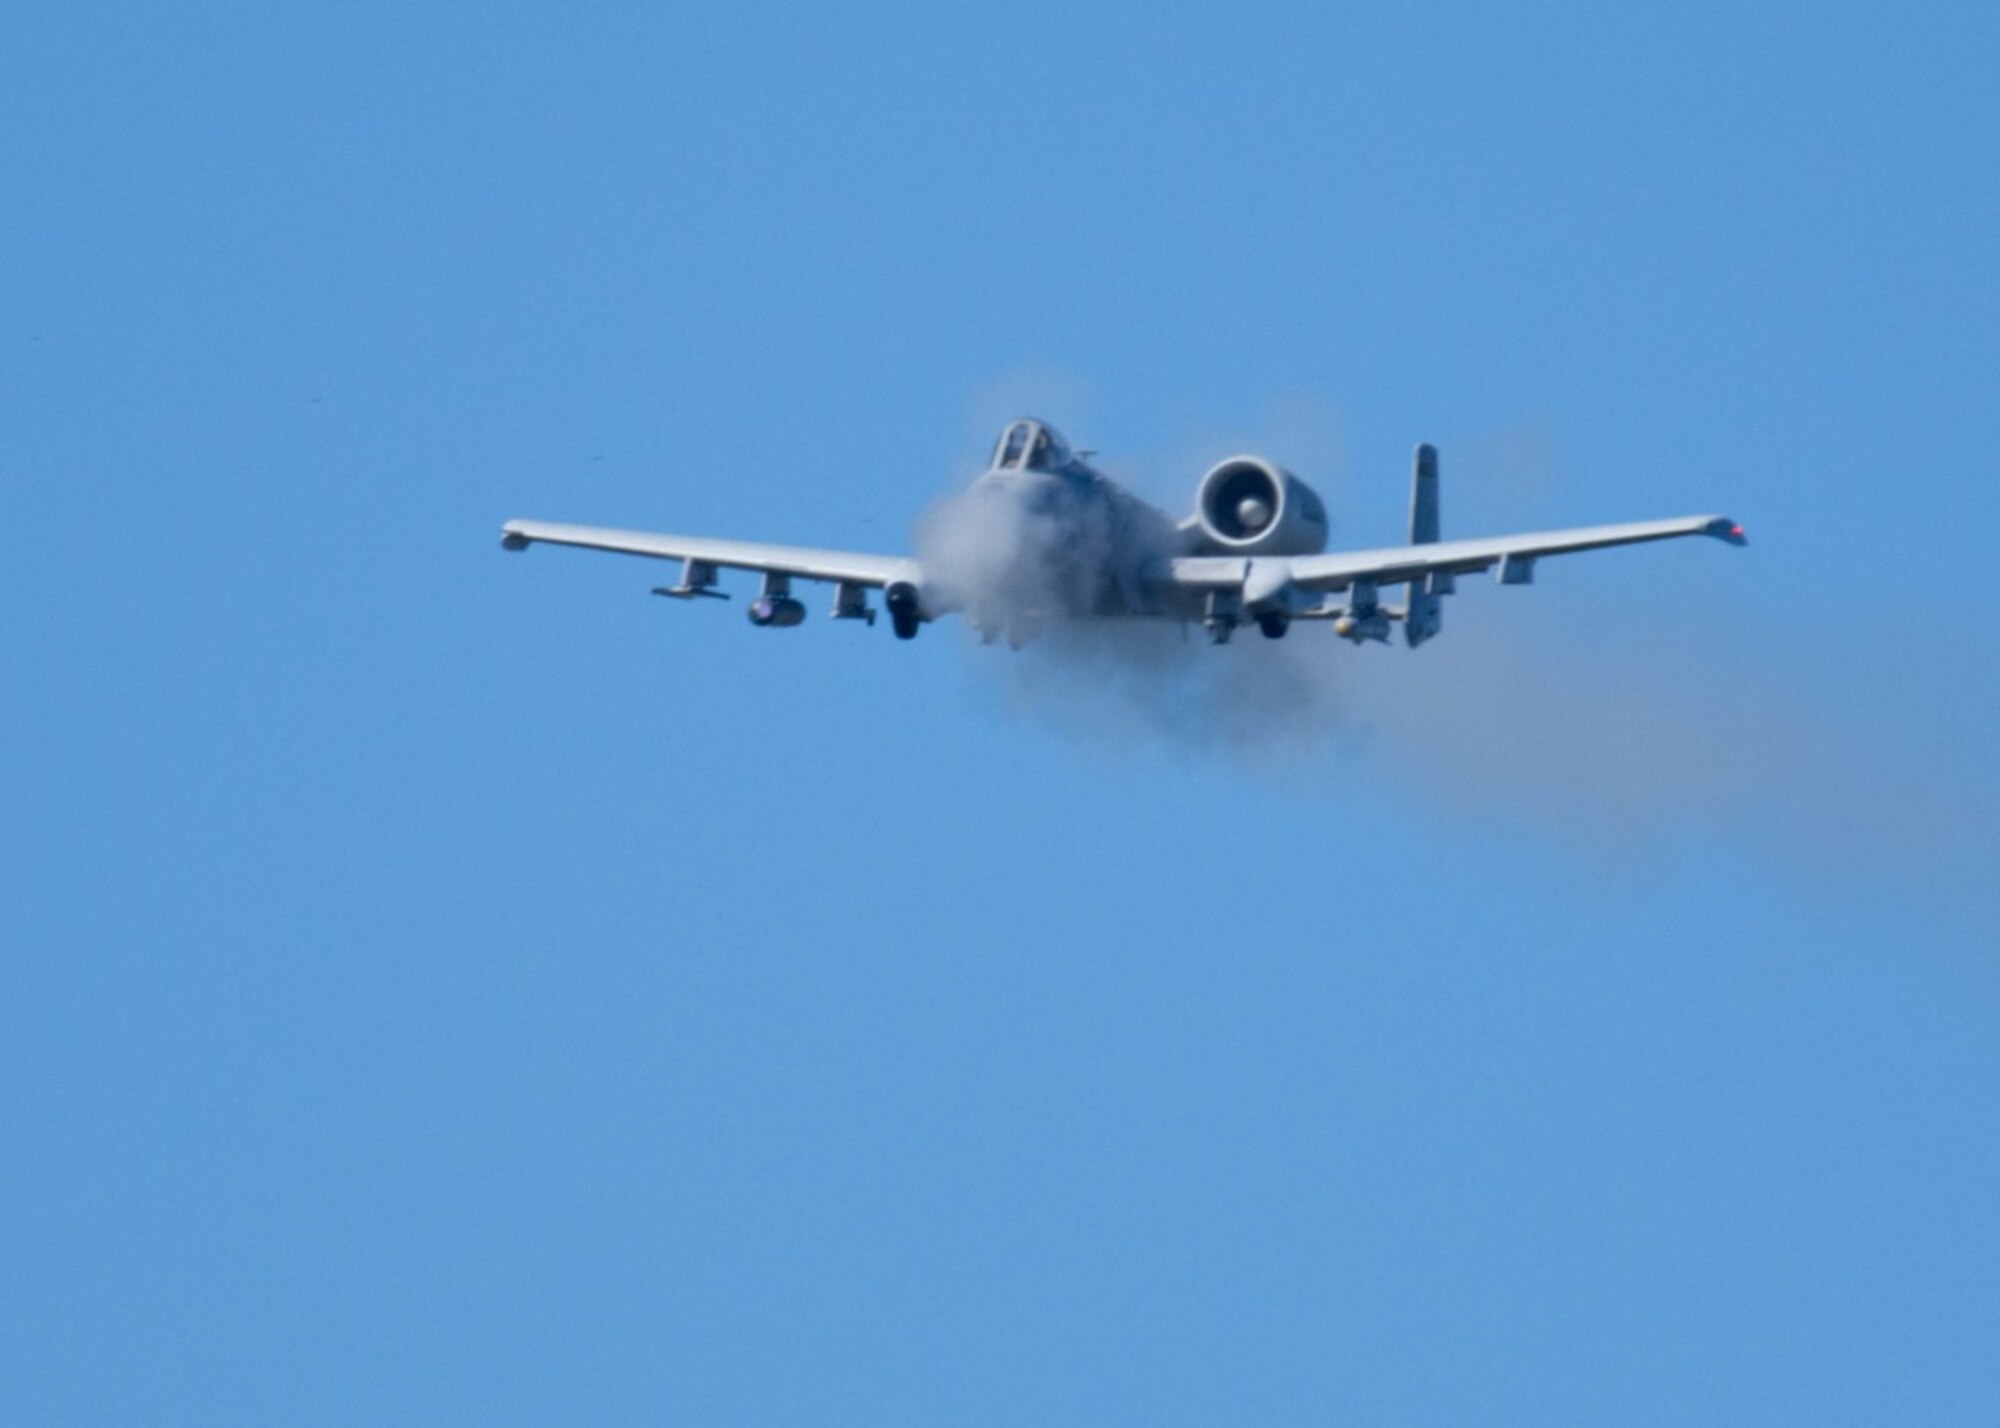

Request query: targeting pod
[
  {"left": 1332, "top": 578, "right": 1391, "bottom": 644},
  {"left": 747, "top": 596, "right": 805, "bottom": 627},
  {"left": 746, "top": 572, "right": 805, "bottom": 627},
  {"left": 1332, "top": 611, "right": 1392, "bottom": 644}
]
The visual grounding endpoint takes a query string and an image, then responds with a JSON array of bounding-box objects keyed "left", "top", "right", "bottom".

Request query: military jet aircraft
[{"left": 500, "top": 419, "right": 1744, "bottom": 646}]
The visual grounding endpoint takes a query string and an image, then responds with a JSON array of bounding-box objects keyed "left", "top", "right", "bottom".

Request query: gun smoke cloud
[
  {"left": 1027, "top": 599, "right": 1991, "bottom": 933},
  {"left": 920, "top": 376, "right": 1998, "bottom": 935},
  {"left": 917, "top": 472, "right": 1997, "bottom": 938}
]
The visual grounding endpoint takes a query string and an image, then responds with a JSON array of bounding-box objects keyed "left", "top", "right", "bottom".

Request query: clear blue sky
[{"left": 6, "top": 2, "right": 1998, "bottom": 1421}]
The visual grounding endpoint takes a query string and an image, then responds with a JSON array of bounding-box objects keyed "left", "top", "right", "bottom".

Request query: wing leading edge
[
  {"left": 500, "top": 520, "right": 919, "bottom": 589},
  {"left": 1168, "top": 514, "right": 1745, "bottom": 593}
]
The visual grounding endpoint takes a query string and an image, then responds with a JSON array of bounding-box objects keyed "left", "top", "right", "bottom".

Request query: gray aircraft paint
[{"left": 502, "top": 418, "right": 1743, "bottom": 646}]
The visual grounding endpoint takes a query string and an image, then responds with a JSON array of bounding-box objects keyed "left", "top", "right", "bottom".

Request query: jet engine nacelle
[
  {"left": 1192, "top": 457, "right": 1329, "bottom": 556},
  {"left": 747, "top": 596, "right": 806, "bottom": 627}
]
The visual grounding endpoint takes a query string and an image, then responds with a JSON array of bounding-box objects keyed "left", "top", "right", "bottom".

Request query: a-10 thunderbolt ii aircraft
[{"left": 501, "top": 418, "right": 1745, "bottom": 646}]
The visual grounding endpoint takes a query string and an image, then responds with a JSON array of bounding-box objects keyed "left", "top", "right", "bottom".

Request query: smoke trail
[
  {"left": 935, "top": 376, "right": 1999, "bottom": 930},
  {"left": 956, "top": 574, "right": 1999, "bottom": 933}
]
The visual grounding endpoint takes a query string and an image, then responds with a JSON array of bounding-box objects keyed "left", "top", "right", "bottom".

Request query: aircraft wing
[
  {"left": 1168, "top": 515, "right": 1745, "bottom": 594},
  {"left": 500, "top": 520, "right": 919, "bottom": 589}
]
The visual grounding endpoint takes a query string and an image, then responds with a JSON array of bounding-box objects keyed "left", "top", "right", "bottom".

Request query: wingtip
[
  {"left": 1707, "top": 517, "right": 1748, "bottom": 547},
  {"left": 500, "top": 521, "right": 531, "bottom": 551}
]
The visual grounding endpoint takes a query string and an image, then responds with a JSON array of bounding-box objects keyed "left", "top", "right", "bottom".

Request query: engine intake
[{"left": 1193, "top": 457, "right": 1328, "bottom": 555}]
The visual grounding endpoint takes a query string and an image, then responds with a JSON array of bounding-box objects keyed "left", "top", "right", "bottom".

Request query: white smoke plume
[
  {"left": 953, "top": 585, "right": 2000, "bottom": 936},
  {"left": 913, "top": 470, "right": 1176, "bottom": 644},
  {"left": 929, "top": 377, "right": 1999, "bottom": 934}
]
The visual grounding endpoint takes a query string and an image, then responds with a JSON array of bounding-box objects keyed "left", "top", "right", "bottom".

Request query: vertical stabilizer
[
  {"left": 1410, "top": 442, "right": 1440, "bottom": 545},
  {"left": 1405, "top": 443, "right": 1444, "bottom": 647}
]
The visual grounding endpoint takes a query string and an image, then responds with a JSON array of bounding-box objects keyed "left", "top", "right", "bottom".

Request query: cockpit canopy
[{"left": 989, "top": 419, "right": 1074, "bottom": 475}]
